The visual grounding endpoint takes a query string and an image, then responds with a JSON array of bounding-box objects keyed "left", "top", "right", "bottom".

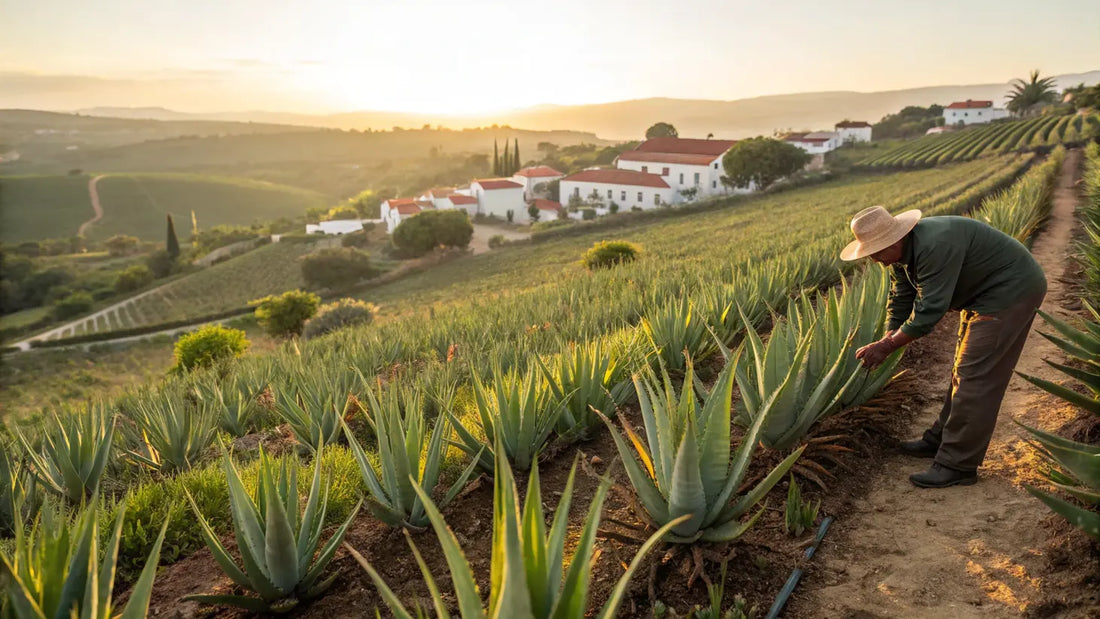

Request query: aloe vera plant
[
  {"left": 185, "top": 445, "right": 362, "bottom": 612},
  {"left": 0, "top": 502, "right": 167, "bottom": 619},
  {"left": 198, "top": 380, "right": 260, "bottom": 437},
  {"left": 642, "top": 296, "right": 717, "bottom": 371},
  {"left": 1018, "top": 422, "right": 1100, "bottom": 541},
  {"left": 342, "top": 387, "right": 480, "bottom": 529},
  {"left": 602, "top": 359, "right": 803, "bottom": 543},
  {"left": 539, "top": 340, "right": 633, "bottom": 441},
  {"left": 0, "top": 441, "right": 38, "bottom": 537},
  {"left": 17, "top": 403, "right": 115, "bottom": 504},
  {"left": 125, "top": 391, "right": 217, "bottom": 474},
  {"left": 449, "top": 366, "right": 566, "bottom": 472},
  {"left": 349, "top": 435, "right": 687, "bottom": 618},
  {"left": 1017, "top": 306, "right": 1100, "bottom": 416},
  {"left": 273, "top": 380, "right": 346, "bottom": 453}
]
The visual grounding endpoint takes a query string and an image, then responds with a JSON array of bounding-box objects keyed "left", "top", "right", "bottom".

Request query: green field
[
  {"left": 0, "top": 172, "right": 332, "bottom": 243},
  {"left": 0, "top": 174, "right": 94, "bottom": 243}
]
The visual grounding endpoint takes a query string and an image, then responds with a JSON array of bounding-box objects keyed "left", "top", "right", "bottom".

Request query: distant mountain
[{"left": 69, "top": 70, "right": 1100, "bottom": 141}]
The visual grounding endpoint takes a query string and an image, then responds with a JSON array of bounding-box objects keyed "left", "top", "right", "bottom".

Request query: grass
[
  {"left": 85, "top": 173, "right": 331, "bottom": 241},
  {"left": 0, "top": 174, "right": 94, "bottom": 243}
]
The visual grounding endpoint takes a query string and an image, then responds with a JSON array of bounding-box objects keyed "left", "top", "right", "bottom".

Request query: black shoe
[
  {"left": 899, "top": 438, "right": 939, "bottom": 458},
  {"left": 909, "top": 463, "right": 978, "bottom": 488}
]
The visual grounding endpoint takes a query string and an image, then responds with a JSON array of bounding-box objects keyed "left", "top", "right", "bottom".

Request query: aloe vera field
[{"left": 6, "top": 135, "right": 1100, "bottom": 618}]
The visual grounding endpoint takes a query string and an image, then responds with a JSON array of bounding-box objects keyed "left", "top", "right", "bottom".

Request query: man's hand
[{"left": 856, "top": 338, "right": 895, "bottom": 369}]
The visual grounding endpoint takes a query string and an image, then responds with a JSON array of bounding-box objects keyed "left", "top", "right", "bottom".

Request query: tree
[
  {"left": 527, "top": 204, "right": 540, "bottom": 222},
  {"left": 165, "top": 214, "right": 180, "bottom": 259},
  {"left": 645, "top": 122, "right": 678, "bottom": 139},
  {"left": 251, "top": 290, "right": 320, "bottom": 338},
  {"left": 502, "top": 140, "right": 511, "bottom": 176},
  {"left": 1063, "top": 83, "right": 1100, "bottom": 109},
  {"left": 347, "top": 189, "right": 383, "bottom": 218},
  {"left": 146, "top": 250, "right": 176, "bottom": 278},
  {"left": 1006, "top": 70, "right": 1058, "bottom": 115},
  {"left": 300, "top": 247, "right": 378, "bottom": 290},
  {"left": 392, "top": 210, "right": 474, "bottom": 257},
  {"left": 323, "top": 205, "right": 360, "bottom": 221},
  {"left": 115, "top": 264, "right": 154, "bottom": 293},
  {"left": 493, "top": 140, "right": 500, "bottom": 176},
  {"left": 587, "top": 189, "right": 604, "bottom": 206},
  {"left": 52, "top": 291, "right": 93, "bottom": 320},
  {"left": 104, "top": 235, "right": 140, "bottom": 257},
  {"left": 543, "top": 179, "right": 561, "bottom": 201},
  {"left": 513, "top": 138, "right": 520, "bottom": 172},
  {"left": 721, "top": 137, "right": 811, "bottom": 191},
  {"left": 537, "top": 142, "right": 558, "bottom": 157}
]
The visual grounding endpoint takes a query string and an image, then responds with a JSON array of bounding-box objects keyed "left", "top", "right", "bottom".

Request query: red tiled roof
[
  {"left": 561, "top": 169, "right": 670, "bottom": 188},
  {"left": 474, "top": 178, "right": 524, "bottom": 190},
  {"left": 447, "top": 194, "right": 478, "bottom": 205},
  {"left": 514, "top": 166, "right": 563, "bottom": 178},
  {"left": 617, "top": 151, "right": 718, "bottom": 166},
  {"left": 635, "top": 137, "right": 736, "bottom": 156},
  {"left": 782, "top": 133, "right": 831, "bottom": 144},
  {"left": 835, "top": 121, "right": 871, "bottom": 128},
  {"left": 532, "top": 199, "right": 562, "bottom": 211},
  {"left": 427, "top": 187, "right": 456, "bottom": 198},
  {"left": 395, "top": 203, "right": 421, "bottom": 215},
  {"left": 385, "top": 198, "right": 416, "bottom": 208},
  {"left": 946, "top": 100, "right": 993, "bottom": 109},
  {"left": 415, "top": 200, "right": 435, "bottom": 209}
]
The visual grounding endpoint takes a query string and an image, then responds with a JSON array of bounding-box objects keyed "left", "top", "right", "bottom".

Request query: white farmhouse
[
  {"left": 834, "top": 121, "right": 873, "bottom": 143},
  {"left": 381, "top": 198, "right": 434, "bottom": 234},
  {"left": 615, "top": 137, "right": 738, "bottom": 200},
  {"left": 943, "top": 100, "right": 1010, "bottom": 126},
  {"left": 416, "top": 187, "right": 457, "bottom": 208},
  {"left": 559, "top": 169, "right": 673, "bottom": 211},
  {"left": 305, "top": 219, "right": 367, "bottom": 235},
  {"left": 471, "top": 178, "right": 528, "bottom": 223},
  {"left": 438, "top": 194, "right": 479, "bottom": 217},
  {"left": 782, "top": 131, "right": 841, "bottom": 154},
  {"left": 512, "top": 166, "right": 564, "bottom": 200}
]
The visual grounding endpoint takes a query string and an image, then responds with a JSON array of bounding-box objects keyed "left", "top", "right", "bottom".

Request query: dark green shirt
[{"left": 887, "top": 216, "right": 1046, "bottom": 338}]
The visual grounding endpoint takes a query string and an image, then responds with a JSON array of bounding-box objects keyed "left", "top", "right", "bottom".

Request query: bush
[
  {"left": 580, "top": 207, "right": 597, "bottom": 221},
  {"left": 581, "top": 240, "right": 642, "bottom": 270},
  {"left": 114, "top": 264, "right": 154, "bottom": 294},
  {"left": 251, "top": 289, "right": 320, "bottom": 338},
  {"left": 340, "top": 228, "right": 371, "bottom": 248},
  {"left": 392, "top": 210, "right": 474, "bottom": 257},
  {"left": 303, "top": 298, "right": 379, "bottom": 339},
  {"left": 488, "top": 234, "right": 506, "bottom": 248},
  {"left": 300, "top": 247, "right": 377, "bottom": 290},
  {"left": 104, "top": 235, "right": 140, "bottom": 257},
  {"left": 173, "top": 324, "right": 250, "bottom": 371},
  {"left": 52, "top": 291, "right": 94, "bottom": 319},
  {"left": 145, "top": 250, "right": 177, "bottom": 278},
  {"left": 191, "top": 225, "right": 260, "bottom": 254}
]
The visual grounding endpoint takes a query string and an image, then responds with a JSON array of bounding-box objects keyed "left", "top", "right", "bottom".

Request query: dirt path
[
  {"left": 792, "top": 149, "right": 1091, "bottom": 617},
  {"left": 468, "top": 223, "right": 530, "bottom": 254},
  {"left": 77, "top": 174, "right": 106, "bottom": 237}
]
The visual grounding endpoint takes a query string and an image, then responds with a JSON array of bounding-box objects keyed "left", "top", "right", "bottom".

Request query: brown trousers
[{"left": 921, "top": 290, "right": 1046, "bottom": 471}]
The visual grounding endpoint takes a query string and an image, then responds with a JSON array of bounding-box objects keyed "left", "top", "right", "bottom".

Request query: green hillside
[
  {"left": 1, "top": 172, "right": 331, "bottom": 243},
  {"left": 0, "top": 174, "right": 94, "bottom": 243}
]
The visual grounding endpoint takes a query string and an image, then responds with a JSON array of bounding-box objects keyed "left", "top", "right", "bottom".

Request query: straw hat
[{"left": 840, "top": 206, "right": 921, "bottom": 261}]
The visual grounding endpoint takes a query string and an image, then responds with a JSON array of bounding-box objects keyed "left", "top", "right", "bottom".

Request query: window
[
  {"left": 693, "top": 173, "right": 700, "bottom": 185},
  {"left": 637, "top": 191, "right": 643, "bottom": 202},
  {"left": 654, "top": 193, "right": 660, "bottom": 205},
  {"left": 712, "top": 181, "right": 717, "bottom": 189},
  {"left": 641, "top": 165, "right": 648, "bottom": 173},
  {"left": 607, "top": 189, "right": 613, "bottom": 199},
  {"left": 621, "top": 190, "right": 626, "bottom": 201},
  {"left": 573, "top": 187, "right": 580, "bottom": 198},
  {"left": 713, "top": 162, "right": 718, "bottom": 169},
  {"left": 662, "top": 167, "right": 669, "bottom": 176},
  {"left": 679, "top": 173, "right": 684, "bottom": 184}
]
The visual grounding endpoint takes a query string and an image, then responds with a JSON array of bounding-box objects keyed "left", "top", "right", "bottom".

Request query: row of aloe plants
[
  {"left": 1013, "top": 141, "right": 1100, "bottom": 542},
  {"left": 1, "top": 155, "right": 1038, "bottom": 614}
]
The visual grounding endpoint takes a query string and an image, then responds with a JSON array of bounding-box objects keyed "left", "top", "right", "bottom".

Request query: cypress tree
[
  {"left": 502, "top": 140, "right": 510, "bottom": 176},
  {"left": 514, "top": 139, "right": 520, "bottom": 174},
  {"left": 166, "top": 214, "right": 180, "bottom": 258},
  {"left": 493, "top": 140, "right": 500, "bottom": 176}
]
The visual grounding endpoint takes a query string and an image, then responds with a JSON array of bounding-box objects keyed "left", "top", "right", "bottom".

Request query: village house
[
  {"left": 470, "top": 178, "right": 528, "bottom": 222},
  {"left": 943, "top": 100, "right": 1010, "bottom": 126},
  {"left": 305, "top": 219, "right": 369, "bottom": 235},
  {"left": 381, "top": 198, "right": 434, "bottom": 234},
  {"left": 530, "top": 199, "right": 564, "bottom": 221},
  {"left": 615, "top": 137, "right": 738, "bottom": 200},
  {"left": 438, "top": 193, "right": 479, "bottom": 217},
  {"left": 782, "top": 131, "right": 842, "bottom": 154},
  {"left": 835, "top": 121, "right": 873, "bottom": 143},
  {"left": 512, "top": 166, "right": 564, "bottom": 200},
  {"left": 559, "top": 169, "right": 674, "bottom": 211}
]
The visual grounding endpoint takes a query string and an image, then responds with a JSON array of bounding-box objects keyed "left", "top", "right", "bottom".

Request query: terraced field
[
  {"left": 859, "top": 112, "right": 1098, "bottom": 169},
  {"left": 0, "top": 174, "right": 94, "bottom": 242}
]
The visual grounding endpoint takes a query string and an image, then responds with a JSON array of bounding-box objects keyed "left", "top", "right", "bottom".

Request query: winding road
[{"left": 76, "top": 174, "right": 106, "bottom": 237}]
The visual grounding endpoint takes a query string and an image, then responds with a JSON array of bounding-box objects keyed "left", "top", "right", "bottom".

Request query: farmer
[{"left": 841, "top": 206, "right": 1046, "bottom": 488}]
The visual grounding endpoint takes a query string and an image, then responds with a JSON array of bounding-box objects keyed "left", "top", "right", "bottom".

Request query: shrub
[
  {"left": 115, "top": 264, "right": 154, "bottom": 293},
  {"left": 340, "top": 228, "right": 371, "bottom": 248},
  {"left": 488, "top": 234, "right": 506, "bottom": 248},
  {"left": 581, "top": 240, "right": 642, "bottom": 270},
  {"left": 52, "top": 290, "right": 94, "bottom": 319},
  {"left": 146, "top": 249, "right": 177, "bottom": 278},
  {"left": 173, "top": 324, "right": 250, "bottom": 371},
  {"left": 392, "top": 210, "right": 474, "bottom": 257},
  {"left": 104, "top": 234, "right": 140, "bottom": 257},
  {"left": 251, "top": 289, "right": 320, "bottom": 338},
  {"left": 303, "top": 298, "right": 379, "bottom": 339},
  {"left": 323, "top": 205, "right": 360, "bottom": 221},
  {"left": 580, "top": 207, "right": 597, "bottom": 220},
  {"left": 300, "top": 247, "right": 377, "bottom": 290}
]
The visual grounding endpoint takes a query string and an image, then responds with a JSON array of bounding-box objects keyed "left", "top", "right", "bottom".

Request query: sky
[{"left": 2, "top": 0, "right": 1099, "bottom": 114}]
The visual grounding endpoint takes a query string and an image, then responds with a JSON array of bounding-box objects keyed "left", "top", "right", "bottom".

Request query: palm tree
[{"left": 1006, "top": 70, "right": 1058, "bottom": 115}]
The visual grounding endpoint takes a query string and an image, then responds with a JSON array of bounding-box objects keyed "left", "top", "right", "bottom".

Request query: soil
[
  {"left": 789, "top": 148, "right": 1100, "bottom": 618},
  {"left": 142, "top": 151, "right": 1099, "bottom": 618}
]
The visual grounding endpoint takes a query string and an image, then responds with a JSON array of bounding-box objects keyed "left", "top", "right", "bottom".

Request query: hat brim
[{"left": 839, "top": 209, "right": 921, "bottom": 261}]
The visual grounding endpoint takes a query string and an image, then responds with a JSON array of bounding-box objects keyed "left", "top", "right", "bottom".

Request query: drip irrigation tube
[{"left": 765, "top": 516, "right": 833, "bottom": 619}]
